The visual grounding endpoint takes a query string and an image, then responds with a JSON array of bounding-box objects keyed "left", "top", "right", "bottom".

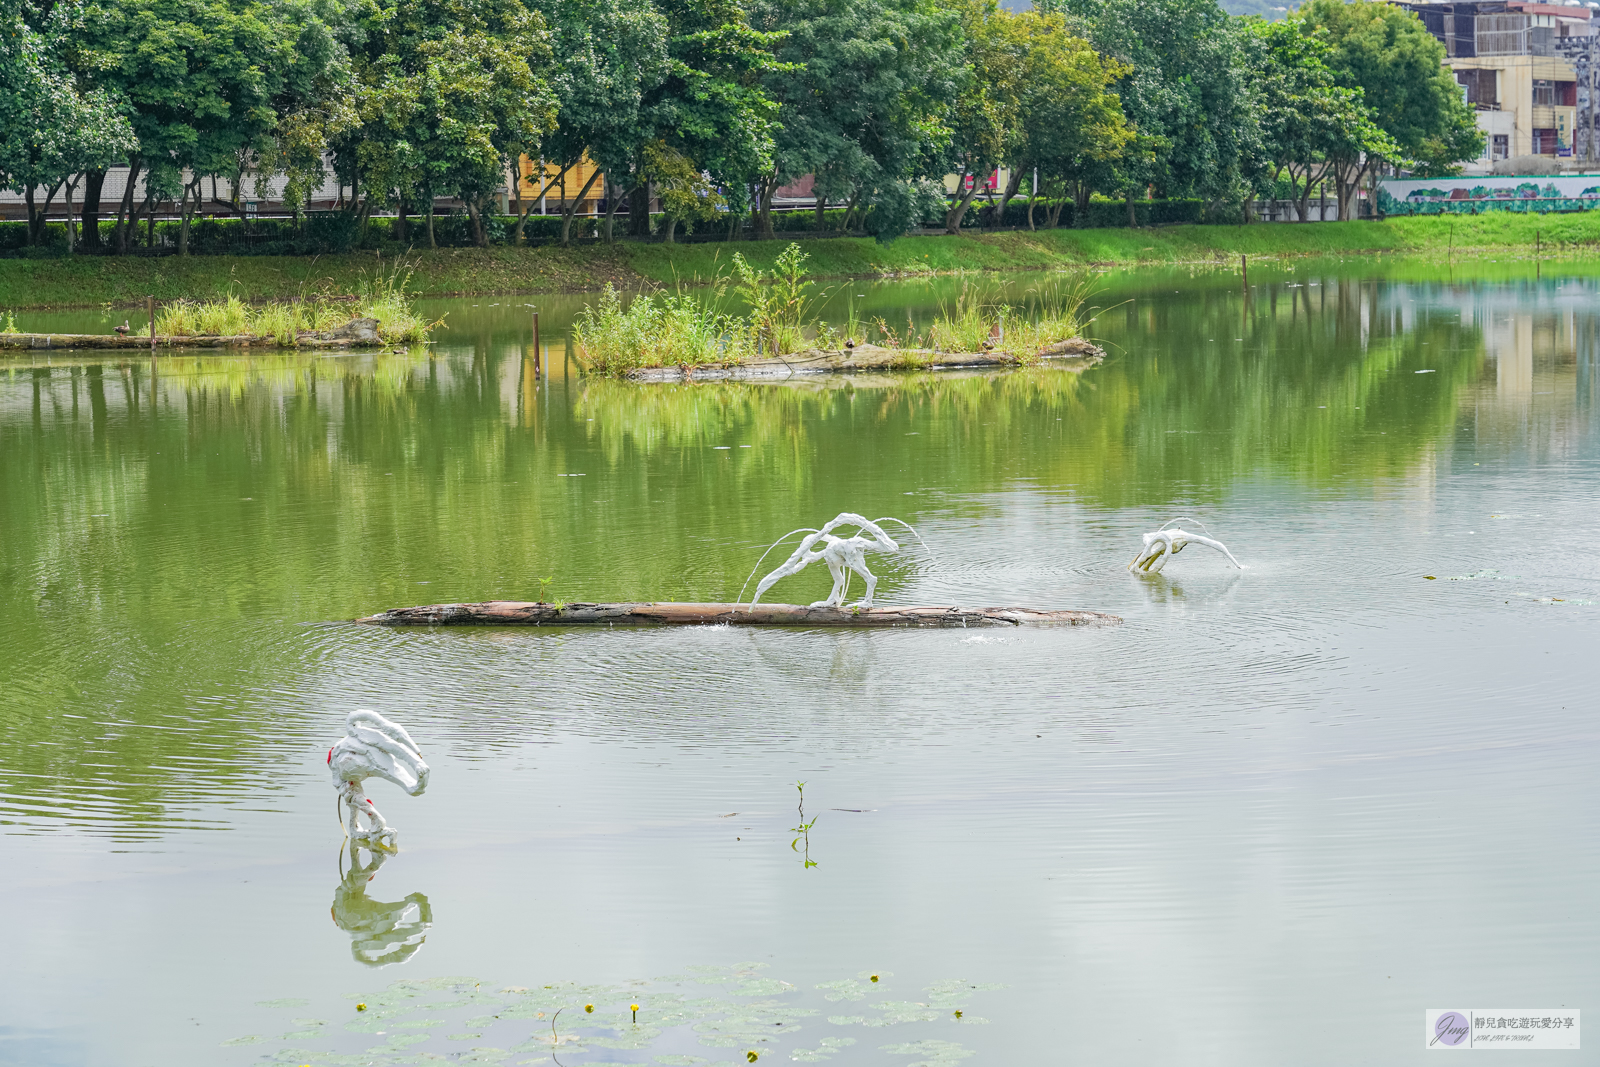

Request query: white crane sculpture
[
  {"left": 328, "top": 710, "right": 429, "bottom": 849},
  {"left": 1129, "top": 518, "right": 1242, "bottom": 575},
  {"left": 747, "top": 513, "right": 904, "bottom": 609}
]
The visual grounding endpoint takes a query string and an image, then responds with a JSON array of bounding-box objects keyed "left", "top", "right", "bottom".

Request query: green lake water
[{"left": 2, "top": 261, "right": 1597, "bottom": 1066}]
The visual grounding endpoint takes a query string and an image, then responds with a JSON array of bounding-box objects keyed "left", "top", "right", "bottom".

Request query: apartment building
[{"left": 1397, "top": 0, "right": 1598, "bottom": 170}]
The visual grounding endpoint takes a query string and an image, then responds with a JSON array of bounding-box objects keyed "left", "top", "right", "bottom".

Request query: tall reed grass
[
  {"left": 925, "top": 275, "right": 1095, "bottom": 361},
  {"left": 572, "top": 284, "right": 755, "bottom": 375},
  {"left": 154, "top": 257, "right": 434, "bottom": 345}
]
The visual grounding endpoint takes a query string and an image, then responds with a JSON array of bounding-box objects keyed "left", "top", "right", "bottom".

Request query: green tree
[
  {"left": 1250, "top": 17, "right": 1398, "bottom": 222},
  {"left": 1004, "top": 10, "right": 1129, "bottom": 230},
  {"left": 745, "top": 0, "right": 963, "bottom": 239},
  {"left": 939, "top": 0, "right": 1027, "bottom": 233},
  {"left": 520, "top": 0, "right": 668, "bottom": 245},
  {"left": 1081, "top": 0, "right": 1262, "bottom": 218},
  {"left": 340, "top": 0, "right": 559, "bottom": 248},
  {"left": 617, "top": 0, "right": 784, "bottom": 239},
  {"left": 0, "top": 0, "right": 134, "bottom": 248},
  {"left": 1296, "top": 0, "right": 1483, "bottom": 211},
  {"left": 71, "top": 0, "right": 345, "bottom": 253}
]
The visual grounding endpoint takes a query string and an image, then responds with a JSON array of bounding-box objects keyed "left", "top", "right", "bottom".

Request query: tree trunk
[
  {"left": 177, "top": 178, "right": 194, "bottom": 256},
  {"left": 1125, "top": 189, "right": 1136, "bottom": 227},
  {"left": 466, "top": 198, "right": 486, "bottom": 247},
  {"left": 756, "top": 171, "right": 778, "bottom": 238},
  {"left": 64, "top": 175, "right": 77, "bottom": 253},
  {"left": 396, "top": 198, "right": 408, "bottom": 243},
  {"left": 628, "top": 155, "right": 651, "bottom": 236},
  {"left": 360, "top": 600, "right": 1121, "bottom": 629},
  {"left": 839, "top": 188, "right": 861, "bottom": 233},
  {"left": 604, "top": 180, "right": 629, "bottom": 244},
  {"left": 559, "top": 166, "right": 602, "bottom": 246},
  {"left": 24, "top": 187, "right": 36, "bottom": 245},
  {"left": 114, "top": 156, "right": 141, "bottom": 254},
  {"left": 814, "top": 182, "right": 826, "bottom": 231},
  {"left": 515, "top": 161, "right": 572, "bottom": 244},
  {"left": 993, "top": 167, "right": 1024, "bottom": 229},
  {"left": 661, "top": 214, "right": 677, "bottom": 243},
  {"left": 944, "top": 169, "right": 982, "bottom": 233},
  {"left": 425, "top": 194, "right": 436, "bottom": 248},
  {"left": 81, "top": 168, "right": 105, "bottom": 252}
]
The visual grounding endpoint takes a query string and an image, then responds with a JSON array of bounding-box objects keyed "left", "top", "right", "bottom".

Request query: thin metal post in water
[
  {"left": 147, "top": 296, "right": 155, "bottom": 353},
  {"left": 1241, "top": 254, "right": 1248, "bottom": 290}
]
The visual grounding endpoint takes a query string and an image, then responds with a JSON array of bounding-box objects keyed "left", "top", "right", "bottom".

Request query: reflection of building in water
[
  {"left": 332, "top": 847, "right": 433, "bottom": 966},
  {"left": 1384, "top": 279, "right": 1600, "bottom": 453}
]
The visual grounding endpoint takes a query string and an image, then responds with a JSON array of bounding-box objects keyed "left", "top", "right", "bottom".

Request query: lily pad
[{"left": 880, "top": 1038, "right": 975, "bottom": 1065}]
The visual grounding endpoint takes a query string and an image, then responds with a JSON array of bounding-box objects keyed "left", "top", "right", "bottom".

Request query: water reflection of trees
[{"left": 2, "top": 278, "right": 1585, "bottom": 833}]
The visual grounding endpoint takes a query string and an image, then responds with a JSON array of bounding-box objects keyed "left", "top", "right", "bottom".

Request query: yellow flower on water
[
  {"left": 747, "top": 1052, "right": 759, "bottom": 1062},
  {"left": 584, "top": 1004, "right": 594, "bottom": 1013},
  {"left": 630, "top": 1004, "right": 639, "bottom": 1012},
  {"left": 954, "top": 1010, "right": 963, "bottom": 1019},
  {"left": 869, "top": 975, "right": 879, "bottom": 983},
  {"left": 356, "top": 1004, "right": 367, "bottom": 1012}
]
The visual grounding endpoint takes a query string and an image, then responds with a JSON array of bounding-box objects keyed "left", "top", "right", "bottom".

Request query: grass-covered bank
[{"left": 6, "top": 214, "right": 1600, "bottom": 308}]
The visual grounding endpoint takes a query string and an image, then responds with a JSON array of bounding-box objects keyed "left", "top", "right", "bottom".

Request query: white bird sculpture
[
  {"left": 328, "top": 710, "right": 429, "bottom": 849},
  {"left": 1129, "top": 518, "right": 1242, "bottom": 575},
  {"left": 749, "top": 513, "right": 901, "bottom": 610}
]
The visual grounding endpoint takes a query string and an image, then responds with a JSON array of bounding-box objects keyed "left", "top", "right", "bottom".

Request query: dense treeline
[{"left": 0, "top": 0, "right": 1482, "bottom": 254}]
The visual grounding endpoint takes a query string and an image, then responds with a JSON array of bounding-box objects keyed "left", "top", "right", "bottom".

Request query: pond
[{"left": 2, "top": 261, "right": 1597, "bottom": 1067}]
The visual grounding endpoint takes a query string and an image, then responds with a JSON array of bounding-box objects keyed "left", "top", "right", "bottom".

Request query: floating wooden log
[
  {"left": 0, "top": 318, "right": 389, "bottom": 351},
  {"left": 357, "top": 601, "right": 1121, "bottom": 628},
  {"left": 624, "top": 340, "right": 1105, "bottom": 382}
]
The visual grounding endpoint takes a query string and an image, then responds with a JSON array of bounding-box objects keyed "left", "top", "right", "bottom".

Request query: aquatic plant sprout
[
  {"left": 1128, "top": 517, "right": 1243, "bottom": 574},
  {"left": 245, "top": 964, "right": 1002, "bottom": 1067}
]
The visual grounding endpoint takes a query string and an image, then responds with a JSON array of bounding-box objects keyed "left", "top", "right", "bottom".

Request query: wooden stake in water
[
  {"left": 532, "top": 311, "right": 542, "bottom": 378},
  {"left": 1241, "top": 254, "right": 1248, "bottom": 290},
  {"left": 147, "top": 296, "right": 155, "bottom": 353}
]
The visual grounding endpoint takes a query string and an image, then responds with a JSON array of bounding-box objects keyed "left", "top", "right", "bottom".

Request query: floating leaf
[
  {"left": 220, "top": 1035, "right": 264, "bottom": 1046},
  {"left": 880, "top": 1038, "right": 975, "bottom": 1065}
]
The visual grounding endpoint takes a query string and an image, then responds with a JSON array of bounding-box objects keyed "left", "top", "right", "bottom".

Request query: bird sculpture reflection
[{"left": 328, "top": 710, "right": 429, "bottom": 849}]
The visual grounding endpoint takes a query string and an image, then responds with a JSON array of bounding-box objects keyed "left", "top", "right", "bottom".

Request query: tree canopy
[{"left": 2, "top": 0, "right": 1497, "bottom": 251}]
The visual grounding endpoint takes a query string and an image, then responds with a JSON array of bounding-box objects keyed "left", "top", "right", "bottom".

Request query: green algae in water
[{"left": 254, "top": 963, "right": 997, "bottom": 1065}]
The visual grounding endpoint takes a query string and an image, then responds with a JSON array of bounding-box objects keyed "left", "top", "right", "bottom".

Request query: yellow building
[
  {"left": 1450, "top": 51, "right": 1579, "bottom": 161},
  {"left": 515, "top": 156, "right": 607, "bottom": 214}
]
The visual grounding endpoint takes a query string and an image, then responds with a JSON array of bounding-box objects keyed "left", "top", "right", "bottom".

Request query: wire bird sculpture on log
[
  {"left": 743, "top": 513, "right": 928, "bottom": 610},
  {"left": 328, "top": 710, "right": 430, "bottom": 850},
  {"left": 1129, "top": 517, "right": 1242, "bottom": 575}
]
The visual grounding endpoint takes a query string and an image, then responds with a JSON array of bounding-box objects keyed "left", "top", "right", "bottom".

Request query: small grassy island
[
  {"left": 575, "top": 243, "right": 1102, "bottom": 381},
  {"left": 0, "top": 262, "right": 434, "bottom": 350}
]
